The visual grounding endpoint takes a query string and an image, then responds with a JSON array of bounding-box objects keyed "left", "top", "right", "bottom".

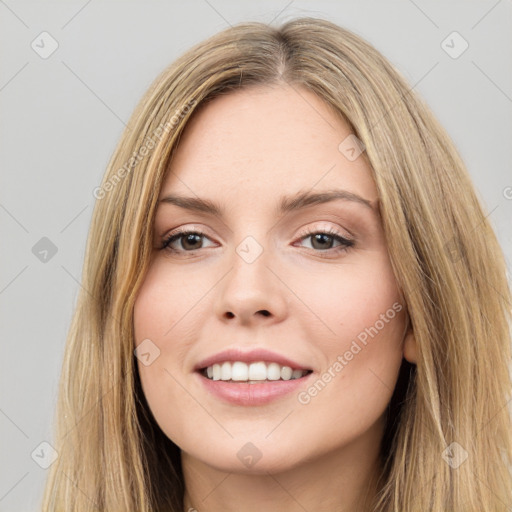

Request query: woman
[{"left": 42, "top": 17, "right": 512, "bottom": 511}]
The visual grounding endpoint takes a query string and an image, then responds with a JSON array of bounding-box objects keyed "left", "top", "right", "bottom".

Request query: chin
[{"left": 179, "top": 435, "right": 306, "bottom": 475}]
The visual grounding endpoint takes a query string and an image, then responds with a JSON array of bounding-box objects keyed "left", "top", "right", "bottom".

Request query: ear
[{"left": 403, "top": 327, "right": 417, "bottom": 364}]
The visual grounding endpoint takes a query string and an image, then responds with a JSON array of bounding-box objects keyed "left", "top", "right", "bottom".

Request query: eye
[
  {"left": 161, "top": 226, "right": 355, "bottom": 257},
  {"left": 294, "top": 227, "right": 355, "bottom": 258},
  {"left": 161, "top": 228, "right": 215, "bottom": 252}
]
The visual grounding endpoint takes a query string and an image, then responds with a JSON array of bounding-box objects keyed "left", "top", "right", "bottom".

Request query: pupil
[
  {"left": 312, "top": 233, "right": 332, "bottom": 250},
  {"left": 184, "top": 234, "right": 201, "bottom": 250}
]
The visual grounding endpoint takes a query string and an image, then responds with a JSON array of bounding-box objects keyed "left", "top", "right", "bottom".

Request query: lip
[
  {"left": 193, "top": 348, "right": 313, "bottom": 406},
  {"left": 195, "top": 371, "right": 313, "bottom": 406},
  {"left": 193, "top": 348, "right": 312, "bottom": 372}
]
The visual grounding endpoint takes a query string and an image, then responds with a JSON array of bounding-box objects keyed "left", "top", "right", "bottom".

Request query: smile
[{"left": 201, "top": 361, "right": 312, "bottom": 382}]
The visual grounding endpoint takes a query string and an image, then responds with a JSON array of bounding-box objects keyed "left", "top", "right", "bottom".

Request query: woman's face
[{"left": 133, "top": 84, "right": 415, "bottom": 474}]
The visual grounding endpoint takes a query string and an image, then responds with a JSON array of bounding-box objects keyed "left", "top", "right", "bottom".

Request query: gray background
[{"left": 1, "top": 1, "right": 511, "bottom": 510}]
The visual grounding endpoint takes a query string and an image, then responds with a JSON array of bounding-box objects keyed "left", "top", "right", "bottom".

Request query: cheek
[
  {"left": 293, "top": 254, "right": 403, "bottom": 344},
  {"left": 133, "top": 261, "right": 211, "bottom": 443},
  {"left": 133, "top": 258, "right": 203, "bottom": 342},
  {"left": 296, "top": 316, "right": 404, "bottom": 443},
  {"left": 293, "top": 256, "right": 405, "bottom": 409}
]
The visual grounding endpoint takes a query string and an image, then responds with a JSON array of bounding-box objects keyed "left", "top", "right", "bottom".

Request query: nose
[{"left": 214, "top": 242, "right": 288, "bottom": 326}]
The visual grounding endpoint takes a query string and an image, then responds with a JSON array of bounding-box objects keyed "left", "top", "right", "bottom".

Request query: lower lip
[{"left": 196, "top": 372, "right": 312, "bottom": 406}]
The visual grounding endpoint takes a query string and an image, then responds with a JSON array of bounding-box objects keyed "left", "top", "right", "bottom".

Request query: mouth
[
  {"left": 194, "top": 348, "right": 314, "bottom": 405},
  {"left": 199, "top": 361, "right": 313, "bottom": 383}
]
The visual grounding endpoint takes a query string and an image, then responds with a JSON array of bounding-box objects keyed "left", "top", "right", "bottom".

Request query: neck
[{"left": 181, "top": 415, "right": 385, "bottom": 512}]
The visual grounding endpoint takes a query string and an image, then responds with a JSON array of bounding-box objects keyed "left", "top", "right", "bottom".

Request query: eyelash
[{"left": 161, "top": 226, "right": 355, "bottom": 258}]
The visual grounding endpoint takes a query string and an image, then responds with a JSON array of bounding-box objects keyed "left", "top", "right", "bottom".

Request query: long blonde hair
[{"left": 42, "top": 17, "right": 512, "bottom": 511}]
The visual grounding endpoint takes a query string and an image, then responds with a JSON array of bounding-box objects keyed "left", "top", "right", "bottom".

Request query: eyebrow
[{"left": 158, "top": 189, "right": 376, "bottom": 218}]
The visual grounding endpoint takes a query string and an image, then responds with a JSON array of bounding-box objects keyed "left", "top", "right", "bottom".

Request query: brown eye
[
  {"left": 310, "top": 233, "right": 336, "bottom": 250},
  {"left": 295, "top": 227, "right": 355, "bottom": 258},
  {"left": 298, "top": 229, "right": 354, "bottom": 249},
  {"left": 162, "top": 230, "right": 214, "bottom": 252}
]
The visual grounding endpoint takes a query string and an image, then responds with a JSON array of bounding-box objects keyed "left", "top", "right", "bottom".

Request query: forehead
[{"left": 160, "top": 84, "right": 377, "bottom": 207}]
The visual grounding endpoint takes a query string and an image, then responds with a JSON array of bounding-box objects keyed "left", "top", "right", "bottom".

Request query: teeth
[
  {"left": 267, "top": 362, "right": 281, "bottom": 380},
  {"left": 291, "top": 369, "right": 303, "bottom": 379},
  {"left": 232, "top": 361, "right": 248, "bottom": 381},
  {"left": 281, "top": 366, "right": 293, "bottom": 380},
  {"left": 249, "top": 361, "right": 267, "bottom": 380},
  {"left": 221, "top": 362, "right": 231, "bottom": 380},
  {"left": 202, "top": 361, "right": 310, "bottom": 382}
]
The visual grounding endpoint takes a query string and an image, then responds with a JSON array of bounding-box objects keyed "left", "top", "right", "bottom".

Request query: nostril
[{"left": 224, "top": 310, "right": 270, "bottom": 319}]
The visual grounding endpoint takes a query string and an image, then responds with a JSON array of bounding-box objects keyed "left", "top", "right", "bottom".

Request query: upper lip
[{"left": 194, "top": 348, "right": 312, "bottom": 372}]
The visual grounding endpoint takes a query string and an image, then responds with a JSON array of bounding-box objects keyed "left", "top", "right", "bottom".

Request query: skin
[{"left": 133, "top": 83, "right": 417, "bottom": 512}]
